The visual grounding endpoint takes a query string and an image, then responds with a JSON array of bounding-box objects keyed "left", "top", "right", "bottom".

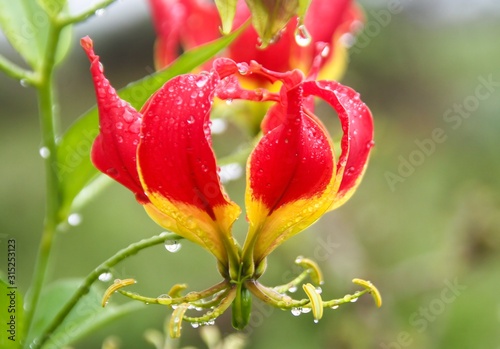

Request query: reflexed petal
[
  {"left": 137, "top": 71, "right": 241, "bottom": 265},
  {"left": 81, "top": 37, "right": 148, "bottom": 203},
  {"left": 302, "top": 80, "right": 374, "bottom": 210},
  {"left": 245, "top": 84, "right": 336, "bottom": 264},
  {"left": 149, "top": 0, "right": 222, "bottom": 69}
]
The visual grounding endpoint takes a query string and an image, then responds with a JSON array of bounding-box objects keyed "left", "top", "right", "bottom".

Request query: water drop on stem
[
  {"left": 39, "top": 147, "right": 50, "bottom": 159},
  {"left": 165, "top": 240, "right": 181, "bottom": 253}
]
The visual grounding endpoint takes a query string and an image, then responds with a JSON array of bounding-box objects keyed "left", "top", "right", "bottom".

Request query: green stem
[
  {"left": 23, "top": 22, "right": 64, "bottom": 340},
  {"left": 31, "top": 232, "right": 180, "bottom": 349},
  {"left": 57, "top": 0, "right": 118, "bottom": 26}
]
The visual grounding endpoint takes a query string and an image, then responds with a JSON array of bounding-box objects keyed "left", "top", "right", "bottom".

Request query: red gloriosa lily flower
[
  {"left": 82, "top": 35, "right": 377, "bottom": 332},
  {"left": 149, "top": 0, "right": 363, "bottom": 80}
]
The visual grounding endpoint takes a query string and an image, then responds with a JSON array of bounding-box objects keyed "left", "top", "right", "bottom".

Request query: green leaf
[
  {"left": 27, "top": 279, "right": 144, "bottom": 348},
  {"left": 0, "top": 0, "right": 71, "bottom": 70},
  {"left": 0, "top": 0, "right": 49, "bottom": 69},
  {"left": 0, "top": 278, "right": 24, "bottom": 349},
  {"left": 244, "top": 0, "right": 298, "bottom": 48},
  {"left": 57, "top": 25, "right": 246, "bottom": 217},
  {"left": 215, "top": 0, "right": 238, "bottom": 34}
]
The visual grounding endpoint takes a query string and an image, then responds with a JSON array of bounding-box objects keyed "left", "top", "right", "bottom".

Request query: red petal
[
  {"left": 249, "top": 84, "right": 334, "bottom": 212},
  {"left": 81, "top": 37, "right": 147, "bottom": 203},
  {"left": 243, "top": 84, "right": 337, "bottom": 264},
  {"left": 137, "top": 71, "right": 241, "bottom": 264},
  {"left": 302, "top": 80, "right": 374, "bottom": 208},
  {"left": 149, "top": 0, "right": 221, "bottom": 69}
]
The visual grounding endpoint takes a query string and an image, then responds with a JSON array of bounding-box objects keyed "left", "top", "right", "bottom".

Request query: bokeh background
[{"left": 1, "top": 0, "right": 500, "bottom": 348}]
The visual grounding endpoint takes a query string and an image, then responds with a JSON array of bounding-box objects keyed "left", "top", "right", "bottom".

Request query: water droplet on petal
[
  {"left": 39, "top": 147, "right": 50, "bottom": 159},
  {"left": 195, "top": 75, "right": 209, "bottom": 88},
  {"left": 106, "top": 168, "right": 118, "bottom": 176},
  {"left": 320, "top": 44, "right": 330, "bottom": 57},
  {"left": 366, "top": 140, "right": 376, "bottom": 149},
  {"left": 295, "top": 25, "right": 312, "bottom": 47},
  {"left": 164, "top": 240, "right": 181, "bottom": 253},
  {"left": 98, "top": 272, "right": 113, "bottom": 282},
  {"left": 237, "top": 63, "right": 249, "bottom": 75},
  {"left": 187, "top": 115, "right": 195, "bottom": 124},
  {"left": 68, "top": 213, "right": 82, "bottom": 226},
  {"left": 291, "top": 308, "right": 302, "bottom": 316}
]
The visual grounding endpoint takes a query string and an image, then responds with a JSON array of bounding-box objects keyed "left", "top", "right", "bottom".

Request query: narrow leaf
[{"left": 0, "top": 0, "right": 71, "bottom": 69}]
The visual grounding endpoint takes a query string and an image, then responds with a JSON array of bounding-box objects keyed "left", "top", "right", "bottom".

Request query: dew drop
[
  {"left": 219, "top": 163, "right": 243, "bottom": 183},
  {"left": 320, "top": 44, "right": 330, "bottom": 57},
  {"left": 339, "top": 33, "right": 356, "bottom": 48},
  {"left": 210, "top": 118, "right": 227, "bottom": 134},
  {"left": 295, "top": 256, "right": 304, "bottom": 264},
  {"left": 291, "top": 308, "right": 302, "bottom": 316},
  {"left": 20, "top": 79, "right": 29, "bottom": 88},
  {"left": 98, "top": 272, "right": 113, "bottom": 282},
  {"left": 191, "top": 322, "right": 200, "bottom": 328},
  {"left": 39, "top": 147, "right": 50, "bottom": 159},
  {"left": 195, "top": 75, "right": 209, "bottom": 88},
  {"left": 345, "top": 166, "right": 355, "bottom": 176},
  {"left": 95, "top": 8, "right": 106, "bottom": 16},
  {"left": 158, "top": 294, "right": 171, "bottom": 300},
  {"left": 313, "top": 319, "right": 319, "bottom": 324},
  {"left": 295, "top": 25, "right": 312, "bottom": 47},
  {"left": 187, "top": 115, "right": 195, "bottom": 124},
  {"left": 366, "top": 140, "right": 376, "bottom": 149},
  {"left": 106, "top": 168, "right": 118, "bottom": 176},
  {"left": 122, "top": 109, "right": 135, "bottom": 122},
  {"left": 331, "top": 305, "right": 339, "bottom": 310},
  {"left": 315, "top": 286, "right": 323, "bottom": 294},
  {"left": 225, "top": 98, "right": 233, "bottom": 105},
  {"left": 68, "top": 213, "right": 82, "bottom": 226},
  {"left": 237, "top": 63, "right": 249, "bottom": 75},
  {"left": 288, "top": 285, "right": 297, "bottom": 293},
  {"left": 350, "top": 297, "right": 358, "bottom": 303},
  {"left": 301, "top": 307, "right": 311, "bottom": 314},
  {"left": 164, "top": 240, "right": 181, "bottom": 253}
]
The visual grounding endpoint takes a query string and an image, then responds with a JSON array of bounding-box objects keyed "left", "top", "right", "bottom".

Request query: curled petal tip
[{"left": 80, "top": 36, "right": 95, "bottom": 57}]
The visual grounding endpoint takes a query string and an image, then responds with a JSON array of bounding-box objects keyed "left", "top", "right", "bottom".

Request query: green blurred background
[{"left": 1, "top": 1, "right": 500, "bottom": 348}]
